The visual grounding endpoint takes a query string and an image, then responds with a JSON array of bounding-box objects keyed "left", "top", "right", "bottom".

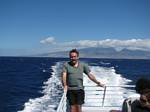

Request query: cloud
[
  {"left": 39, "top": 38, "right": 150, "bottom": 52},
  {"left": 40, "top": 37, "right": 55, "bottom": 44},
  {"left": 59, "top": 39, "right": 150, "bottom": 51}
]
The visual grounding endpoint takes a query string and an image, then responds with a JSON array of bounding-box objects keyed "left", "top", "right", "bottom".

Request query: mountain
[{"left": 37, "top": 47, "right": 150, "bottom": 59}]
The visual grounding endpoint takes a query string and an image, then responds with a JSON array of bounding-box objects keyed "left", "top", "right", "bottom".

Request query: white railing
[
  {"left": 56, "top": 85, "right": 136, "bottom": 112},
  {"left": 84, "top": 85, "right": 136, "bottom": 108},
  {"left": 56, "top": 92, "right": 68, "bottom": 112}
]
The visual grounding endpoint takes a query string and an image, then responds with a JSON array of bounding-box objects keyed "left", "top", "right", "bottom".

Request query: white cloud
[
  {"left": 39, "top": 38, "right": 150, "bottom": 52},
  {"left": 97, "top": 39, "right": 150, "bottom": 50},
  {"left": 40, "top": 37, "right": 55, "bottom": 44},
  {"left": 58, "top": 39, "right": 150, "bottom": 51}
]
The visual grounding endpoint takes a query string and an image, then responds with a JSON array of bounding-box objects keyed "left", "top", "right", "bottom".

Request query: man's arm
[
  {"left": 62, "top": 72, "right": 68, "bottom": 92},
  {"left": 87, "top": 73, "right": 105, "bottom": 87}
]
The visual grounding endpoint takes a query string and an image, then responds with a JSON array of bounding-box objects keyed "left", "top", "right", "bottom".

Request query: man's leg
[
  {"left": 70, "top": 105, "right": 82, "bottom": 112},
  {"left": 77, "top": 105, "right": 82, "bottom": 112},
  {"left": 67, "top": 90, "right": 84, "bottom": 112}
]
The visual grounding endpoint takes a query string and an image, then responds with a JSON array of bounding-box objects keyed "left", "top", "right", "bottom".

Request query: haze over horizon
[{"left": 0, "top": 0, "right": 150, "bottom": 56}]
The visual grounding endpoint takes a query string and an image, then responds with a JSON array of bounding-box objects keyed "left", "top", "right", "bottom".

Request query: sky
[{"left": 0, "top": 0, "right": 150, "bottom": 56}]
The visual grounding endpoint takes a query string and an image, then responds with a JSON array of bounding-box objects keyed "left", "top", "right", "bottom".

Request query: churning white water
[{"left": 19, "top": 62, "right": 137, "bottom": 112}]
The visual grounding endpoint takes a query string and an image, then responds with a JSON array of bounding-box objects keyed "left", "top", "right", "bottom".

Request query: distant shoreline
[{"left": 0, "top": 56, "right": 150, "bottom": 60}]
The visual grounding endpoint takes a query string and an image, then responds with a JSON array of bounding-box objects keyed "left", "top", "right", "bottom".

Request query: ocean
[{"left": 0, "top": 57, "right": 150, "bottom": 112}]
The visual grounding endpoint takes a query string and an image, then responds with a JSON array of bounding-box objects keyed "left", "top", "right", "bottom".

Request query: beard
[{"left": 70, "top": 59, "right": 78, "bottom": 65}]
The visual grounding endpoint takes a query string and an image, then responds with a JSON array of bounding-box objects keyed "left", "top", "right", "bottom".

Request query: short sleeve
[
  {"left": 62, "top": 63, "right": 67, "bottom": 73},
  {"left": 83, "top": 63, "right": 91, "bottom": 75}
]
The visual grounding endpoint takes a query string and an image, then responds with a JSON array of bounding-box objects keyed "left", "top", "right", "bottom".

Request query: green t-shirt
[{"left": 62, "top": 61, "right": 91, "bottom": 90}]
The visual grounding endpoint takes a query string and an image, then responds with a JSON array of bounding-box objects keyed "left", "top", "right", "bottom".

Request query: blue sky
[{"left": 0, "top": 0, "right": 150, "bottom": 56}]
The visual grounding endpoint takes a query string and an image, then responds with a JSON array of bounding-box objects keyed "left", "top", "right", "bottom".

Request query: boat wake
[
  {"left": 18, "top": 61, "right": 137, "bottom": 112},
  {"left": 83, "top": 65, "right": 136, "bottom": 108},
  {"left": 18, "top": 62, "right": 63, "bottom": 112}
]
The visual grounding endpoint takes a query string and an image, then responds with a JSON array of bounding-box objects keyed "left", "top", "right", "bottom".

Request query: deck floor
[{"left": 82, "top": 106, "right": 121, "bottom": 112}]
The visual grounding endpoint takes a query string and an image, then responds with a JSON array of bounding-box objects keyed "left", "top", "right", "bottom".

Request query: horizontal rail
[
  {"left": 84, "top": 85, "right": 136, "bottom": 108},
  {"left": 84, "top": 85, "right": 135, "bottom": 87}
]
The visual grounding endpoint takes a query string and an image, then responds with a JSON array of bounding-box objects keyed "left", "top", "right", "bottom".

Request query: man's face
[
  {"left": 69, "top": 52, "right": 79, "bottom": 65},
  {"left": 140, "top": 94, "right": 150, "bottom": 109}
]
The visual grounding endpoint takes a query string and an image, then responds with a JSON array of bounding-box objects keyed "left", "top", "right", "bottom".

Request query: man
[
  {"left": 62, "top": 49, "right": 105, "bottom": 112},
  {"left": 122, "top": 78, "right": 150, "bottom": 112}
]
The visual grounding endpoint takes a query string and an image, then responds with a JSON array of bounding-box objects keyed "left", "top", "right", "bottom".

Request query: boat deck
[
  {"left": 82, "top": 106, "right": 119, "bottom": 112},
  {"left": 57, "top": 85, "right": 137, "bottom": 112}
]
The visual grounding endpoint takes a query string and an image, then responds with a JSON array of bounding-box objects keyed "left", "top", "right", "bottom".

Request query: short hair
[
  {"left": 135, "top": 78, "right": 150, "bottom": 94},
  {"left": 69, "top": 49, "right": 79, "bottom": 57}
]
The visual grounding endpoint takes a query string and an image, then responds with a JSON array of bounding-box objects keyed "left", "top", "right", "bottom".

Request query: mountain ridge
[{"left": 36, "top": 47, "right": 150, "bottom": 59}]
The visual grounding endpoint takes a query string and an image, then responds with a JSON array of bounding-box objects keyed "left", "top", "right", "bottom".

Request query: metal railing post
[{"left": 102, "top": 86, "right": 106, "bottom": 107}]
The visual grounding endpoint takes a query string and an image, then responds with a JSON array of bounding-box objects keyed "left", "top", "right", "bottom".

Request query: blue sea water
[{"left": 0, "top": 57, "right": 150, "bottom": 112}]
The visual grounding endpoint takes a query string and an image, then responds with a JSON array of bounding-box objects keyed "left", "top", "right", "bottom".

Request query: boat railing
[
  {"left": 56, "top": 92, "right": 67, "bottom": 112},
  {"left": 56, "top": 85, "right": 136, "bottom": 112},
  {"left": 84, "top": 85, "right": 136, "bottom": 107}
]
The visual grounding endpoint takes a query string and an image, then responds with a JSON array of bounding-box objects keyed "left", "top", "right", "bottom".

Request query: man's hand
[{"left": 97, "top": 81, "right": 105, "bottom": 88}]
